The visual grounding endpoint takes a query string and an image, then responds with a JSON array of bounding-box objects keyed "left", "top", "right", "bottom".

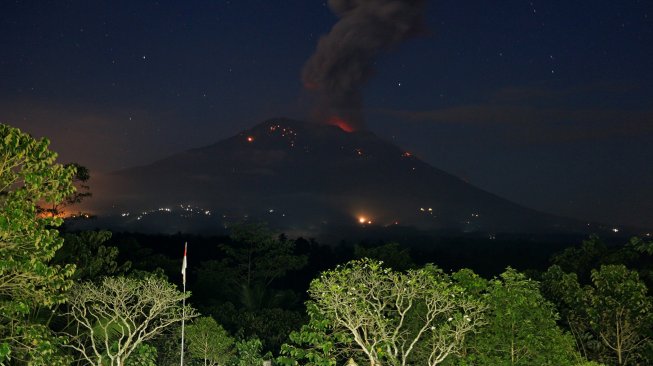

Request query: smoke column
[{"left": 302, "top": 0, "right": 427, "bottom": 131}]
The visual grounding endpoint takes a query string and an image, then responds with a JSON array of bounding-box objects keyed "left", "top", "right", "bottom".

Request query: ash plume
[{"left": 302, "top": 0, "right": 427, "bottom": 130}]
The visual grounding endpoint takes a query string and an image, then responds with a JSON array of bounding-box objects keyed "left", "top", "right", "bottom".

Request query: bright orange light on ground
[
  {"left": 358, "top": 216, "right": 373, "bottom": 225},
  {"left": 246, "top": 136, "right": 254, "bottom": 142}
]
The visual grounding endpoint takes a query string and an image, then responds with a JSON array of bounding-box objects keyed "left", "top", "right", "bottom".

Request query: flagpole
[{"left": 180, "top": 242, "right": 187, "bottom": 366}]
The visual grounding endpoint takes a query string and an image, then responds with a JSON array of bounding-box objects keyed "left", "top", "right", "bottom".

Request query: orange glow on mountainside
[{"left": 328, "top": 116, "right": 354, "bottom": 132}]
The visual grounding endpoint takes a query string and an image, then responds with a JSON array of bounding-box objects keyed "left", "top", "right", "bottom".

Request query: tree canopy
[
  {"left": 64, "top": 275, "right": 198, "bottom": 365},
  {"left": 0, "top": 124, "right": 76, "bottom": 363},
  {"left": 457, "top": 268, "right": 581, "bottom": 366},
  {"left": 303, "top": 259, "right": 485, "bottom": 366}
]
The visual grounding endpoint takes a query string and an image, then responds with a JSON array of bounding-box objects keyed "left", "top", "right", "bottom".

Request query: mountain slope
[{"left": 89, "top": 118, "right": 586, "bottom": 234}]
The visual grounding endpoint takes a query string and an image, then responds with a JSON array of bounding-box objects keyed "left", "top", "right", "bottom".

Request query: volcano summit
[{"left": 87, "top": 119, "right": 593, "bottom": 235}]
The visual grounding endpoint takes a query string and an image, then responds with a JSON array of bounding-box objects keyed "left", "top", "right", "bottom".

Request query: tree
[
  {"left": 457, "top": 268, "right": 581, "bottom": 366},
  {"left": 543, "top": 264, "right": 653, "bottom": 365},
  {"left": 194, "top": 223, "right": 308, "bottom": 354},
  {"left": 627, "top": 236, "right": 653, "bottom": 292},
  {"left": 149, "top": 324, "right": 182, "bottom": 366},
  {"left": 233, "top": 338, "right": 270, "bottom": 366},
  {"left": 629, "top": 236, "right": 653, "bottom": 256},
  {"left": 541, "top": 265, "right": 597, "bottom": 361},
  {"left": 587, "top": 265, "right": 652, "bottom": 365},
  {"left": 219, "top": 223, "right": 307, "bottom": 290},
  {"left": 353, "top": 242, "right": 415, "bottom": 271},
  {"left": 41, "top": 162, "right": 92, "bottom": 217},
  {"left": 551, "top": 235, "right": 639, "bottom": 284},
  {"left": 551, "top": 235, "right": 609, "bottom": 282},
  {"left": 278, "top": 301, "right": 352, "bottom": 366},
  {"left": 64, "top": 275, "right": 198, "bottom": 366},
  {"left": 307, "top": 259, "right": 485, "bottom": 366},
  {"left": 54, "top": 230, "right": 131, "bottom": 281},
  {"left": 0, "top": 124, "right": 76, "bottom": 363},
  {"left": 186, "top": 316, "right": 234, "bottom": 366},
  {"left": 217, "top": 306, "right": 305, "bottom": 354},
  {"left": 63, "top": 162, "right": 92, "bottom": 206}
]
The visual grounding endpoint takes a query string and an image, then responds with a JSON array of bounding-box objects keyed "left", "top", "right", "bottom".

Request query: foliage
[
  {"left": 551, "top": 235, "right": 639, "bottom": 283},
  {"left": 543, "top": 264, "right": 653, "bottom": 365},
  {"left": 199, "top": 281, "right": 306, "bottom": 353},
  {"left": 233, "top": 338, "right": 270, "bottom": 366},
  {"left": 186, "top": 316, "right": 234, "bottom": 366},
  {"left": 278, "top": 301, "right": 353, "bottom": 366},
  {"left": 587, "top": 265, "right": 652, "bottom": 365},
  {"left": 62, "top": 162, "right": 91, "bottom": 205},
  {"left": 54, "top": 230, "right": 131, "bottom": 281},
  {"left": 629, "top": 236, "right": 653, "bottom": 256},
  {"left": 125, "top": 343, "right": 158, "bottom": 366},
  {"left": 194, "top": 259, "right": 236, "bottom": 305},
  {"left": 627, "top": 236, "right": 653, "bottom": 286},
  {"left": 219, "top": 223, "right": 307, "bottom": 289},
  {"left": 307, "top": 259, "right": 485, "bottom": 366},
  {"left": 193, "top": 224, "right": 309, "bottom": 353},
  {"left": 150, "top": 325, "right": 182, "bottom": 366},
  {"left": 0, "top": 123, "right": 76, "bottom": 363},
  {"left": 64, "top": 275, "right": 198, "bottom": 365},
  {"left": 230, "top": 307, "right": 304, "bottom": 353},
  {"left": 2, "top": 323, "right": 72, "bottom": 365},
  {"left": 542, "top": 265, "right": 599, "bottom": 360},
  {"left": 353, "top": 242, "right": 415, "bottom": 271},
  {"left": 455, "top": 268, "right": 581, "bottom": 366},
  {"left": 41, "top": 162, "right": 92, "bottom": 217}
]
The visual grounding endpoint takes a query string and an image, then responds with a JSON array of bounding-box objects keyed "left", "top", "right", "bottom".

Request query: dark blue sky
[{"left": 2, "top": 0, "right": 652, "bottom": 228}]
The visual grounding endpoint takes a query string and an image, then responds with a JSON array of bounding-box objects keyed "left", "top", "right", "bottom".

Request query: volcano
[{"left": 87, "top": 118, "right": 591, "bottom": 235}]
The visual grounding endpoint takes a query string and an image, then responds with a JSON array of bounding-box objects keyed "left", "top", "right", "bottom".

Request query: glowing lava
[{"left": 328, "top": 116, "right": 355, "bottom": 133}]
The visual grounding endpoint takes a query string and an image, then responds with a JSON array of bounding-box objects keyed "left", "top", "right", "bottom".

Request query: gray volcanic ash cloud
[{"left": 302, "top": 0, "right": 427, "bottom": 131}]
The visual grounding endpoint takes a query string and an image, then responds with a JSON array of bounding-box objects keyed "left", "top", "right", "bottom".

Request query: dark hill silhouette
[{"left": 88, "top": 118, "right": 591, "bottom": 235}]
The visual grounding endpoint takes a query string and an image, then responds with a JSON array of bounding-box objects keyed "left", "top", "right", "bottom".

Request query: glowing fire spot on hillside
[
  {"left": 328, "top": 116, "right": 354, "bottom": 132},
  {"left": 358, "top": 216, "right": 373, "bottom": 225},
  {"left": 246, "top": 136, "right": 254, "bottom": 143}
]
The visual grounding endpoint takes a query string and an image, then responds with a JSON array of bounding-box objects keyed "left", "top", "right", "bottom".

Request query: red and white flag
[{"left": 181, "top": 242, "right": 188, "bottom": 285}]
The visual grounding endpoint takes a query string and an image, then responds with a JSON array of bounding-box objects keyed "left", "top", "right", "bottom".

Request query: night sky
[{"left": 2, "top": 0, "right": 652, "bottom": 228}]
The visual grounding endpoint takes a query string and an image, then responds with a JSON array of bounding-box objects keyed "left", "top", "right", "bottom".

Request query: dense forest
[{"left": 2, "top": 123, "right": 653, "bottom": 365}]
